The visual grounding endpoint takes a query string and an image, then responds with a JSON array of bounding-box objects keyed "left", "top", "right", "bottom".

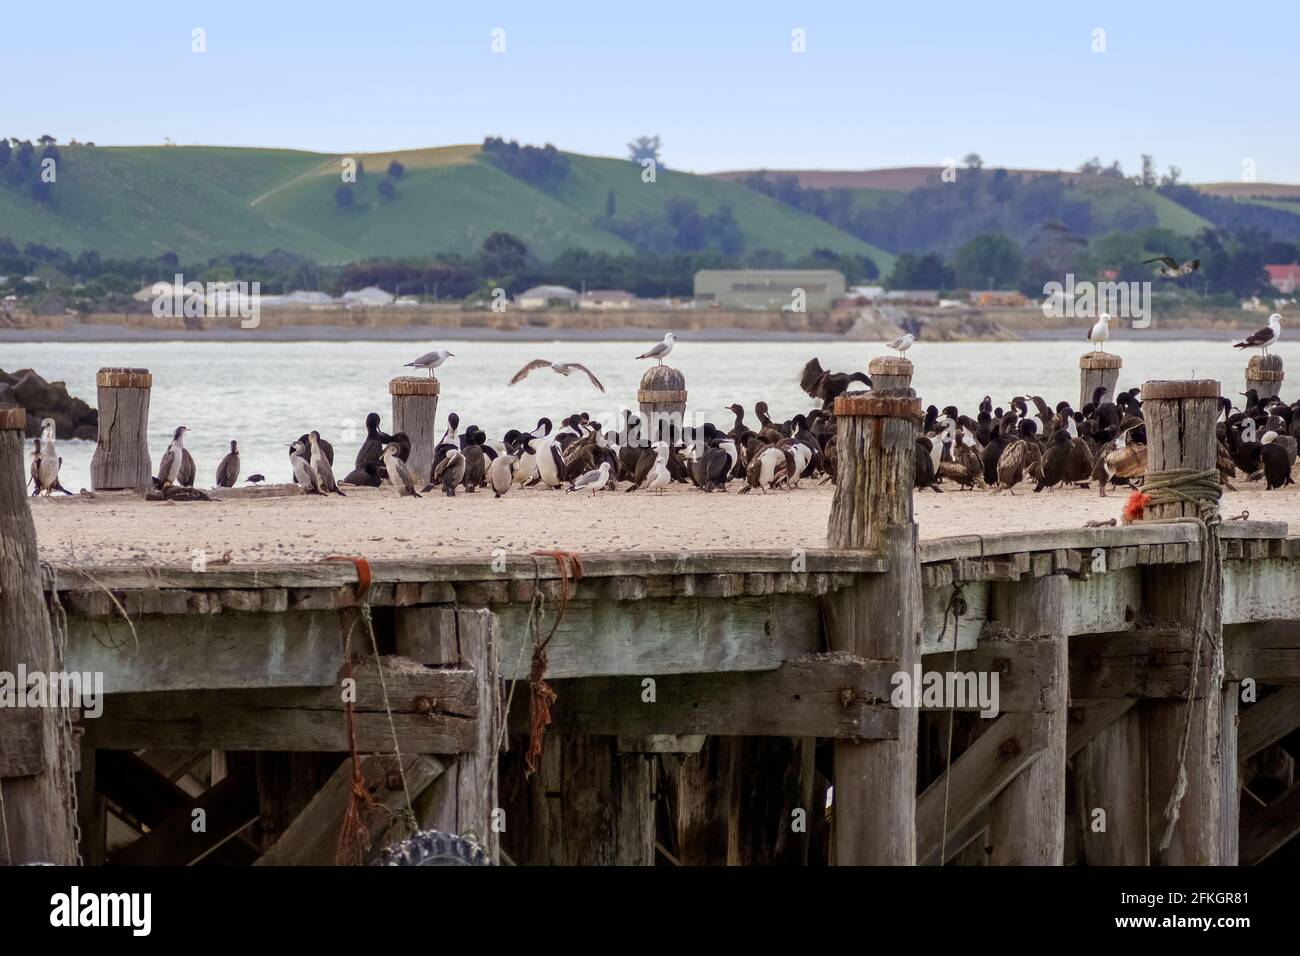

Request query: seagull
[
  {"left": 509, "top": 360, "right": 606, "bottom": 392},
  {"left": 887, "top": 333, "right": 915, "bottom": 355},
  {"left": 567, "top": 461, "right": 613, "bottom": 495},
  {"left": 1143, "top": 256, "right": 1200, "bottom": 278},
  {"left": 636, "top": 332, "right": 677, "bottom": 366},
  {"left": 405, "top": 348, "right": 454, "bottom": 379},
  {"left": 1234, "top": 313, "right": 1282, "bottom": 356},
  {"left": 1087, "top": 313, "right": 1113, "bottom": 352}
]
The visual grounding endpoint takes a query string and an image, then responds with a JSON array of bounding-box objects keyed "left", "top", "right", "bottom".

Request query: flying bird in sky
[
  {"left": 509, "top": 360, "right": 605, "bottom": 392},
  {"left": 1143, "top": 256, "right": 1200, "bottom": 278}
]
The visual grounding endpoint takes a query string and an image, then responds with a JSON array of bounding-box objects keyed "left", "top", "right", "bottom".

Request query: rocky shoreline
[{"left": 0, "top": 369, "right": 99, "bottom": 439}]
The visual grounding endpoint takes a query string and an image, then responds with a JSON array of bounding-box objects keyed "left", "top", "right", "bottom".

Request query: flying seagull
[
  {"left": 405, "top": 349, "right": 454, "bottom": 379},
  {"left": 636, "top": 332, "right": 677, "bottom": 366},
  {"left": 509, "top": 360, "right": 606, "bottom": 392},
  {"left": 1087, "top": 312, "right": 1113, "bottom": 352},
  {"left": 1143, "top": 256, "right": 1200, "bottom": 278},
  {"left": 887, "top": 333, "right": 915, "bottom": 355},
  {"left": 1234, "top": 313, "right": 1282, "bottom": 355}
]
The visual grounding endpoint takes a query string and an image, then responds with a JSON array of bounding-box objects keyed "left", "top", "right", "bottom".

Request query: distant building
[
  {"left": 694, "top": 269, "right": 846, "bottom": 312},
  {"left": 578, "top": 289, "right": 634, "bottom": 310},
  {"left": 1265, "top": 264, "right": 1300, "bottom": 294},
  {"left": 968, "top": 290, "right": 1028, "bottom": 307},
  {"left": 881, "top": 289, "right": 940, "bottom": 305},
  {"left": 341, "top": 286, "right": 394, "bottom": 308},
  {"left": 517, "top": 285, "right": 579, "bottom": 310}
]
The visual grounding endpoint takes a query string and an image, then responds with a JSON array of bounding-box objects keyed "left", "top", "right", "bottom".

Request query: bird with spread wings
[{"left": 509, "top": 360, "right": 606, "bottom": 392}]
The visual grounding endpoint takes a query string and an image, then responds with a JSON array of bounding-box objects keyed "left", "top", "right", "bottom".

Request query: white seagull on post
[
  {"left": 637, "top": 332, "right": 677, "bottom": 366},
  {"left": 1087, "top": 313, "right": 1113, "bottom": 352},
  {"left": 405, "top": 348, "right": 454, "bottom": 379},
  {"left": 887, "top": 333, "right": 914, "bottom": 356},
  {"left": 1234, "top": 313, "right": 1282, "bottom": 356}
]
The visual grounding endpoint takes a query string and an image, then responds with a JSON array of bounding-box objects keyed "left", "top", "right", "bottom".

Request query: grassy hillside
[{"left": 0, "top": 144, "right": 890, "bottom": 267}]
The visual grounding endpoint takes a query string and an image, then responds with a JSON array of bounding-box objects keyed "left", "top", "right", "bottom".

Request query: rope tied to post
[
  {"left": 938, "top": 579, "right": 967, "bottom": 865},
  {"left": 524, "top": 550, "right": 583, "bottom": 776},
  {"left": 1126, "top": 470, "right": 1225, "bottom": 853}
]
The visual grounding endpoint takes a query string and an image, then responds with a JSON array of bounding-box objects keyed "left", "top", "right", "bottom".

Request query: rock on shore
[{"left": 0, "top": 368, "right": 98, "bottom": 440}]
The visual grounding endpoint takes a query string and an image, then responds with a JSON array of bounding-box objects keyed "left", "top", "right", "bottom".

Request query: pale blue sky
[{"left": 2, "top": 1, "right": 1293, "bottom": 182}]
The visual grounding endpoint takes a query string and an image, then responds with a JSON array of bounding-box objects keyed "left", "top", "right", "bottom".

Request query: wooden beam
[
  {"left": 67, "top": 610, "right": 344, "bottom": 693},
  {"left": 111, "top": 768, "right": 259, "bottom": 866},
  {"left": 924, "top": 635, "right": 1066, "bottom": 713},
  {"left": 727, "top": 737, "right": 815, "bottom": 865},
  {"left": 1066, "top": 699, "right": 1136, "bottom": 757},
  {"left": 916, "top": 712, "right": 1045, "bottom": 865},
  {"left": 663, "top": 737, "right": 730, "bottom": 865},
  {"left": 85, "top": 657, "right": 478, "bottom": 753},
  {"left": 1226, "top": 621, "right": 1300, "bottom": 683},
  {"left": 1073, "top": 707, "right": 1147, "bottom": 864},
  {"left": 1239, "top": 685, "right": 1300, "bottom": 759},
  {"left": 507, "top": 656, "right": 897, "bottom": 740},
  {"left": 986, "top": 575, "right": 1069, "bottom": 866},
  {"left": 257, "top": 754, "right": 446, "bottom": 866},
  {"left": 1240, "top": 781, "right": 1300, "bottom": 865},
  {"left": 1070, "top": 627, "right": 1213, "bottom": 699}
]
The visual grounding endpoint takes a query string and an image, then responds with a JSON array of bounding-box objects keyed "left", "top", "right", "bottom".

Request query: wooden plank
[
  {"left": 491, "top": 594, "right": 824, "bottom": 680},
  {"left": 1224, "top": 560, "right": 1300, "bottom": 624},
  {"left": 923, "top": 636, "right": 1062, "bottom": 714},
  {"left": 1238, "top": 685, "right": 1300, "bottom": 759},
  {"left": 664, "top": 737, "right": 730, "bottom": 865},
  {"left": 1240, "top": 782, "right": 1300, "bottom": 865},
  {"left": 1066, "top": 699, "right": 1136, "bottom": 757},
  {"left": 85, "top": 658, "right": 478, "bottom": 752},
  {"left": 67, "top": 610, "right": 344, "bottom": 693},
  {"left": 510, "top": 656, "right": 897, "bottom": 740},
  {"left": 112, "top": 768, "right": 260, "bottom": 866},
  {"left": 915, "top": 712, "right": 1045, "bottom": 865},
  {"left": 257, "top": 754, "right": 446, "bottom": 866},
  {"left": 921, "top": 581, "right": 985, "bottom": 655},
  {"left": 1066, "top": 567, "right": 1141, "bottom": 636},
  {"left": 43, "top": 549, "right": 887, "bottom": 595},
  {"left": 1227, "top": 621, "right": 1300, "bottom": 682}
]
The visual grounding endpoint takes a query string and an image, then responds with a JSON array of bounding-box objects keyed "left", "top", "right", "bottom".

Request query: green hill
[{"left": 0, "top": 144, "right": 892, "bottom": 268}]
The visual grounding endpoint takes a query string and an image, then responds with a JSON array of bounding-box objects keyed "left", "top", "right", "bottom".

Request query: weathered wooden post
[
  {"left": 825, "top": 392, "right": 921, "bottom": 864},
  {"left": 868, "top": 356, "right": 913, "bottom": 394},
  {"left": 986, "top": 575, "right": 1068, "bottom": 865},
  {"left": 389, "top": 376, "right": 440, "bottom": 484},
  {"left": 1137, "top": 379, "right": 1228, "bottom": 865},
  {"left": 0, "top": 404, "right": 77, "bottom": 864},
  {"left": 90, "top": 367, "right": 152, "bottom": 492},
  {"left": 638, "top": 365, "right": 687, "bottom": 447},
  {"left": 1245, "top": 354, "right": 1284, "bottom": 401},
  {"left": 1079, "top": 353, "right": 1122, "bottom": 410}
]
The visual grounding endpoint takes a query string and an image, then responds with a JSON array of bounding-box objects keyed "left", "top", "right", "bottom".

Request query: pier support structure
[
  {"left": 389, "top": 376, "right": 440, "bottom": 486},
  {"left": 825, "top": 393, "right": 921, "bottom": 864},
  {"left": 1245, "top": 354, "right": 1284, "bottom": 401},
  {"left": 868, "top": 355, "right": 913, "bottom": 394},
  {"left": 1079, "top": 352, "right": 1122, "bottom": 411},
  {"left": 0, "top": 404, "right": 76, "bottom": 864},
  {"left": 638, "top": 365, "right": 687, "bottom": 446},
  {"left": 90, "top": 367, "right": 152, "bottom": 492},
  {"left": 1138, "top": 379, "right": 1229, "bottom": 865}
]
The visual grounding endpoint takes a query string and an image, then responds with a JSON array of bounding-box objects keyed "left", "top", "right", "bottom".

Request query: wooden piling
[
  {"left": 867, "top": 356, "right": 913, "bottom": 394},
  {"left": 637, "top": 365, "right": 687, "bottom": 446},
  {"left": 1245, "top": 354, "right": 1284, "bottom": 401},
  {"left": 389, "top": 376, "right": 440, "bottom": 484},
  {"left": 987, "top": 575, "right": 1068, "bottom": 865},
  {"left": 90, "top": 367, "right": 152, "bottom": 492},
  {"left": 1079, "top": 353, "right": 1122, "bottom": 410},
  {"left": 825, "top": 393, "right": 921, "bottom": 865},
  {"left": 0, "top": 404, "right": 76, "bottom": 864},
  {"left": 1138, "top": 379, "right": 1227, "bottom": 865},
  {"left": 1073, "top": 708, "right": 1147, "bottom": 864}
]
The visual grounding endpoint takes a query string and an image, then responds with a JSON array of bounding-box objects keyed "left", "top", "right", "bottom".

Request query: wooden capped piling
[
  {"left": 825, "top": 392, "right": 921, "bottom": 864},
  {"left": 389, "top": 376, "right": 440, "bottom": 485},
  {"left": 1245, "top": 354, "right": 1284, "bottom": 401},
  {"left": 1137, "top": 379, "right": 1228, "bottom": 865},
  {"left": 1079, "top": 352, "right": 1122, "bottom": 410},
  {"left": 0, "top": 404, "right": 76, "bottom": 864},
  {"left": 868, "top": 355, "right": 913, "bottom": 394},
  {"left": 638, "top": 365, "right": 687, "bottom": 446},
  {"left": 90, "top": 367, "right": 152, "bottom": 492}
]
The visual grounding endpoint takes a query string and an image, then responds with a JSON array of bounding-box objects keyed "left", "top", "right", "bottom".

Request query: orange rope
[
  {"left": 322, "top": 556, "right": 376, "bottom": 865},
  {"left": 525, "top": 551, "right": 584, "bottom": 775}
]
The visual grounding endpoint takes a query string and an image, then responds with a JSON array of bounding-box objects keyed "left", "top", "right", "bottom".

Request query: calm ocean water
[{"left": 5, "top": 338, "right": 1294, "bottom": 491}]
